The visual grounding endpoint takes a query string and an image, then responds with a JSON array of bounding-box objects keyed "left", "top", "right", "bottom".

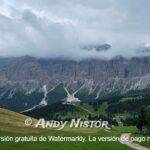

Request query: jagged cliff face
[{"left": 0, "top": 56, "right": 150, "bottom": 111}]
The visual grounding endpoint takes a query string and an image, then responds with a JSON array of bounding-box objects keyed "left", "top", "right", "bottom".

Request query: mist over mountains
[
  {"left": 0, "top": 0, "right": 150, "bottom": 59},
  {"left": 0, "top": 0, "right": 150, "bottom": 114}
]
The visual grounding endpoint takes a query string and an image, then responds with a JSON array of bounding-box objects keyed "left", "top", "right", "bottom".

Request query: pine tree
[{"left": 137, "top": 106, "right": 147, "bottom": 130}]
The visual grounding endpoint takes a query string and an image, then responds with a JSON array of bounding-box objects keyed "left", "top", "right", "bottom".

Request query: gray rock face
[
  {"left": 1, "top": 56, "right": 150, "bottom": 91},
  {"left": 80, "top": 44, "right": 111, "bottom": 52},
  {"left": 0, "top": 56, "right": 150, "bottom": 111}
]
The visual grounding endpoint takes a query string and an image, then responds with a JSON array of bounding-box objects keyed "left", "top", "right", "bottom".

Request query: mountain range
[{"left": 0, "top": 56, "right": 150, "bottom": 112}]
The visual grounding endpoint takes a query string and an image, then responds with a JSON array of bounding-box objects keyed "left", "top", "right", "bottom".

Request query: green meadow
[
  {"left": 0, "top": 129, "right": 132, "bottom": 150},
  {"left": 0, "top": 108, "right": 149, "bottom": 150}
]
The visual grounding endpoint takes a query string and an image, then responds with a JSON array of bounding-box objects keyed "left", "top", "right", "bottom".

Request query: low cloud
[{"left": 0, "top": 0, "right": 150, "bottom": 60}]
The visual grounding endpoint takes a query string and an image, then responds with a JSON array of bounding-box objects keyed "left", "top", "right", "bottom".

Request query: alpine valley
[{"left": 0, "top": 55, "right": 150, "bottom": 124}]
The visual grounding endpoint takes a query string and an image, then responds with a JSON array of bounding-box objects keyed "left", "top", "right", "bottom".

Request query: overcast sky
[{"left": 0, "top": 0, "right": 150, "bottom": 59}]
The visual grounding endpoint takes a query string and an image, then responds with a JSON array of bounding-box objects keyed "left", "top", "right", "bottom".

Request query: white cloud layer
[{"left": 0, "top": 0, "right": 150, "bottom": 59}]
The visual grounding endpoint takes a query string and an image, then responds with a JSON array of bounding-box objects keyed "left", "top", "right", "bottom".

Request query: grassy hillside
[
  {"left": 0, "top": 108, "right": 150, "bottom": 150},
  {"left": 47, "top": 83, "right": 67, "bottom": 104},
  {"left": 0, "top": 108, "right": 38, "bottom": 133}
]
